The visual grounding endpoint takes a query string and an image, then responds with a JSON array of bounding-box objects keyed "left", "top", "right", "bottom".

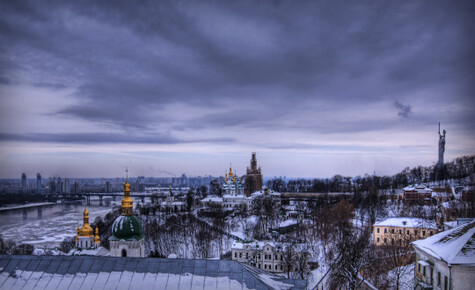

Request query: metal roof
[{"left": 0, "top": 255, "right": 306, "bottom": 289}]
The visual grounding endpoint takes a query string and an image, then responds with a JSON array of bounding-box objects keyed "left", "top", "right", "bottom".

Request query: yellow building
[
  {"left": 75, "top": 207, "right": 101, "bottom": 249},
  {"left": 373, "top": 217, "right": 438, "bottom": 246}
]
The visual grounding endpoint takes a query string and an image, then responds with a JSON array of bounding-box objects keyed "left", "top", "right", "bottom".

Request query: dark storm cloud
[
  {"left": 394, "top": 101, "right": 412, "bottom": 120},
  {"left": 0, "top": 0, "right": 474, "bottom": 137},
  {"left": 0, "top": 132, "right": 234, "bottom": 144}
]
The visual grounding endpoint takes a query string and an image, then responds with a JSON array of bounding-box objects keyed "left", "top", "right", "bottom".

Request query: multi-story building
[
  {"left": 412, "top": 219, "right": 475, "bottom": 290},
  {"left": 403, "top": 184, "right": 432, "bottom": 205},
  {"left": 21, "top": 173, "right": 27, "bottom": 192},
  {"left": 36, "top": 173, "right": 41, "bottom": 194},
  {"left": 232, "top": 241, "right": 286, "bottom": 273},
  {"left": 373, "top": 217, "right": 438, "bottom": 246}
]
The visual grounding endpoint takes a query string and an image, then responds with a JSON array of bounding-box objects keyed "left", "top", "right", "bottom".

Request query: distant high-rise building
[
  {"left": 64, "top": 178, "right": 70, "bottom": 194},
  {"left": 105, "top": 181, "right": 111, "bottom": 193},
  {"left": 244, "top": 152, "right": 263, "bottom": 196},
  {"left": 21, "top": 173, "right": 27, "bottom": 192},
  {"left": 73, "top": 181, "right": 79, "bottom": 194},
  {"left": 36, "top": 173, "right": 42, "bottom": 194},
  {"left": 56, "top": 177, "right": 62, "bottom": 194}
]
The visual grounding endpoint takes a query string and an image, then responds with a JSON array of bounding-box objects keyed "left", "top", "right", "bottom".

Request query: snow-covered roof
[
  {"left": 232, "top": 240, "right": 279, "bottom": 250},
  {"left": 200, "top": 196, "right": 223, "bottom": 203},
  {"left": 374, "top": 217, "right": 437, "bottom": 229},
  {"left": 222, "top": 194, "right": 248, "bottom": 199},
  {"left": 403, "top": 184, "right": 432, "bottom": 193},
  {"left": 279, "top": 219, "right": 298, "bottom": 228},
  {"left": 251, "top": 190, "right": 281, "bottom": 197},
  {"left": 0, "top": 255, "right": 307, "bottom": 289},
  {"left": 412, "top": 219, "right": 475, "bottom": 265}
]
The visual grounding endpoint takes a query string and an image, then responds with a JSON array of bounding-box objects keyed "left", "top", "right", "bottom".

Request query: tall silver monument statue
[{"left": 438, "top": 122, "right": 446, "bottom": 165}]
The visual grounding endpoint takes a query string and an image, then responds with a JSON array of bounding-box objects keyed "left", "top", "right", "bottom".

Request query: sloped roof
[
  {"left": 412, "top": 219, "right": 475, "bottom": 265},
  {"left": 374, "top": 217, "right": 437, "bottom": 229},
  {"left": 0, "top": 255, "right": 306, "bottom": 289}
]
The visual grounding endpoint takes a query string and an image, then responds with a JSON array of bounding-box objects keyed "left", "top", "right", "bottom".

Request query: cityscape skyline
[{"left": 1, "top": 1, "right": 474, "bottom": 178}]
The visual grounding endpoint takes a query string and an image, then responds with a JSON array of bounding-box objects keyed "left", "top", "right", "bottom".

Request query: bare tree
[{"left": 328, "top": 226, "right": 373, "bottom": 290}]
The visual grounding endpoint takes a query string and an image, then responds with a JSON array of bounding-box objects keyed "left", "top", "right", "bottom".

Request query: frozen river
[{"left": 0, "top": 198, "right": 129, "bottom": 248}]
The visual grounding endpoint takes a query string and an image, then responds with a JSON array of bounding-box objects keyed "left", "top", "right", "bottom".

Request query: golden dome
[
  {"left": 229, "top": 164, "right": 233, "bottom": 177},
  {"left": 94, "top": 227, "right": 100, "bottom": 244},
  {"left": 78, "top": 207, "right": 93, "bottom": 237},
  {"left": 121, "top": 178, "right": 134, "bottom": 216}
]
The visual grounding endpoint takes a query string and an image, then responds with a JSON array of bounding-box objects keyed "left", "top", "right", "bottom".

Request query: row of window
[
  {"left": 417, "top": 263, "right": 448, "bottom": 290},
  {"left": 257, "top": 263, "right": 283, "bottom": 271},
  {"left": 376, "top": 227, "right": 433, "bottom": 236},
  {"left": 234, "top": 252, "right": 283, "bottom": 261}
]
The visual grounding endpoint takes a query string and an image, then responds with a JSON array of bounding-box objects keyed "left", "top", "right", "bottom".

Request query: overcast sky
[{"left": 0, "top": 0, "right": 474, "bottom": 179}]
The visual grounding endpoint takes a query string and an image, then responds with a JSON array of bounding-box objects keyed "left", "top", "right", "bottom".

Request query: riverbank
[{"left": 0, "top": 202, "right": 56, "bottom": 212}]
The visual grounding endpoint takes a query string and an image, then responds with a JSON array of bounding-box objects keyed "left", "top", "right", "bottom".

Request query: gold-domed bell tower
[{"left": 121, "top": 173, "right": 134, "bottom": 216}]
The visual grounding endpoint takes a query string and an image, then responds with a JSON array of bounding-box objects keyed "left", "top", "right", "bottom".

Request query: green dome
[{"left": 110, "top": 215, "right": 144, "bottom": 241}]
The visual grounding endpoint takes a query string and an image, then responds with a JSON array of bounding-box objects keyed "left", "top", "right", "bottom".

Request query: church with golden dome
[
  {"left": 223, "top": 164, "right": 244, "bottom": 196},
  {"left": 75, "top": 207, "right": 101, "bottom": 249},
  {"left": 109, "top": 170, "right": 145, "bottom": 257}
]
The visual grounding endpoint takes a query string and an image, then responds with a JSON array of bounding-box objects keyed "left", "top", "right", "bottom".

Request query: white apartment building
[{"left": 412, "top": 219, "right": 475, "bottom": 290}]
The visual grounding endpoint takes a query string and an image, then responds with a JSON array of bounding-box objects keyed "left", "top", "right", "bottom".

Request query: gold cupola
[
  {"left": 225, "top": 172, "right": 228, "bottom": 183},
  {"left": 78, "top": 207, "right": 93, "bottom": 237},
  {"left": 94, "top": 227, "right": 101, "bottom": 244},
  {"left": 121, "top": 169, "right": 134, "bottom": 216},
  {"left": 229, "top": 164, "right": 233, "bottom": 177},
  {"left": 233, "top": 170, "right": 237, "bottom": 183}
]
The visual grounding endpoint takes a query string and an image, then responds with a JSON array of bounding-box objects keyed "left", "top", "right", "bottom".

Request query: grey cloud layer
[{"left": 0, "top": 0, "right": 474, "bottom": 144}]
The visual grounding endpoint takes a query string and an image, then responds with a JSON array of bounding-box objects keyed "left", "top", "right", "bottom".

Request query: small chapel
[{"left": 75, "top": 207, "right": 101, "bottom": 249}]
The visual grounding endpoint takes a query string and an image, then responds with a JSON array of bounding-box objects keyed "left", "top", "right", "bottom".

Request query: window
[
  {"left": 239, "top": 253, "right": 242, "bottom": 258},
  {"left": 280, "top": 255, "right": 283, "bottom": 260},
  {"left": 444, "top": 276, "right": 448, "bottom": 290},
  {"left": 377, "top": 238, "right": 380, "bottom": 243},
  {"left": 423, "top": 230, "right": 426, "bottom": 236},
  {"left": 274, "top": 255, "right": 277, "bottom": 260},
  {"left": 246, "top": 253, "right": 248, "bottom": 259},
  {"left": 423, "top": 266, "right": 426, "bottom": 276},
  {"left": 384, "top": 228, "right": 387, "bottom": 233},
  {"left": 437, "top": 272, "right": 440, "bottom": 286},
  {"left": 121, "top": 249, "right": 127, "bottom": 257},
  {"left": 275, "top": 265, "right": 277, "bottom": 270},
  {"left": 414, "top": 230, "right": 418, "bottom": 235},
  {"left": 418, "top": 263, "right": 421, "bottom": 272},
  {"left": 234, "top": 252, "right": 237, "bottom": 258},
  {"left": 407, "top": 230, "right": 410, "bottom": 235},
  {"left": 391, "top": 229, "right": 395, "bottom": 234},
  {"left": 377, "top": 228, "right": 380, "bottom": 233},
  {"left": 430, "top": 231, "right": 433, "bottom": 236},
  {"left": 384, "top": 238, "right": 387, "bottom": 243},
  {"left": 280, "top": 265, "right": 283, "bottom": 270},
  {"left": 399, "top": 229, "right": 402, "bottom": 234}
]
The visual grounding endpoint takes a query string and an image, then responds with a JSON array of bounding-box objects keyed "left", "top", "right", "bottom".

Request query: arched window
[{"left": 122, "top": 249, "right": 127, "bottom": 257}]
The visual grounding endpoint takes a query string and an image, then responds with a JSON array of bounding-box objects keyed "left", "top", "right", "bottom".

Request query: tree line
[{"left": 266, "top": 155, "right": 475, "bottom": 193}]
